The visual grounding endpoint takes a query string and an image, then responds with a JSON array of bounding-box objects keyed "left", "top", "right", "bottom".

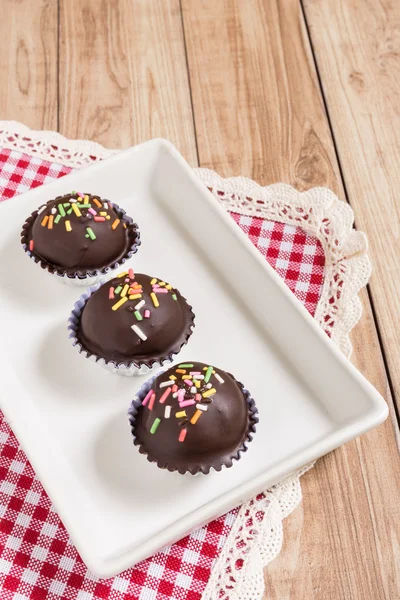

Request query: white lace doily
[{"left": 0, "top": 121, "right": 370, "bottom": 600}]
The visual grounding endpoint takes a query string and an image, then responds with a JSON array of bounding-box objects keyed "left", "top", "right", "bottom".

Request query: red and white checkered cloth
[{"left": 0, "top": 147, "right": 325, "bottom": 600}]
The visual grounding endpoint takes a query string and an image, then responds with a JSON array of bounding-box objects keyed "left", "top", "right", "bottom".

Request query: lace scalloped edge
[{"left": 0, "top": 122, "right": 371, "bottom": 600}]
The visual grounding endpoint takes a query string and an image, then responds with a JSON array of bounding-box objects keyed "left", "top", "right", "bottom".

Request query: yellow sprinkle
[
  {"left": 203, "top": 367, "right": 215, "bottom": 373},
  {"left": 84, "top": 195, "right": 90, "bottom": 203},
  {"left": 93, "top": 198, "right": 102, "bottom": 208},
  {"left": 151, "top": 292, "right": 159, "bottom": 308},
  {"left": 106, "top": 215, "right": 111, "bottom": 220},
  {"left": 48, "top": 215, "right": 54, "bottom": 229},
  {"left": 129, "top": 294, "right": 142, "bottom": 300},
  {"left": 195, "top": 380, "right": 201, "bottom": 389},
  {"left": 65, "top": 220, "right": 72, "bottom": 232},
  {"left": 71, "top": 203, "right": 82, "bottom": 217},
  {"left": 202, "top": 388, "right": 216, "bottom": 398},
  {"left": 175, "top": 411, "right": 186, "bottom": 419},
  {"left": 112, "top": 219, "right": 120, "bottom": 230},
  {"left": 120, "top": 284, "right": 129, "bottom": 298},
  {"left": 123, "top": 223, "right": 127, "bottom": 228},
  {"left": 117, "top": 271, "right": 128, "bottom": 278},
  {"left": 158, "top": 281, "right": 166, "bottom": 287},
  {"left": 190, "top": 410, "right": 202, "bottom": 425},
  {"left": 41, "top": 215, "right": 49, "bottom": 227},
  {"left": 169, "top": 375, "right": 177, "bottom": 380},
  {"left": 112, "top": 297, "right": 128, "bottom": 311},
  {"left": 184, "top": 375, "right": 192, "bottom": 379},
  {"left": 166, "top": 284, "right": 172, "bottom": 290},
  {"left": 100, "top": 212, "right": 107, "bottom": 216},
  {"left": 150, "top": 278, "right": 157, "bottom": 285}
]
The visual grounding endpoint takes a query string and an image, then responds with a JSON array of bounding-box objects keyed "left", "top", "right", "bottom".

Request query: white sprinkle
[
  {"left": 206, "top": 383, "right": 212, "bottom": 389},
  {"left": 135, "top": 299, "right": 145, "bottom": 311},
  {"left": 190, "top": 386, "right": 197, "bottom": 394},
  {"left": 51, "top": 207, "right": 57, "bottom": 214},
  {"left": 131, "top": 324, "right": 147, "bottom": 341},
  {"left": 172, "top": 392, "right": 179, "bottom": 398},
  {"left": 37, "top": 205, "right": 46, "bottom": 214},
  {"left": 215, "top": 373, "right": 225, "bottom": 384},
  {"left": 196, "top": 404, "right": 208, "bottom": 412},
  {"left": 104, "top": 203, "right": 108, "bottom": 209},
  {"left": 164, "top": 405, "right": 171, "bottom": 419},
  {"left": 159, "top": 381, "right": 171, "bottom": 388},
  {"left": 193, "top": 374, "right": 204, "bottom": 379},
  {"left": 70, "top": 198, "right": 77, "bottom": 203}
]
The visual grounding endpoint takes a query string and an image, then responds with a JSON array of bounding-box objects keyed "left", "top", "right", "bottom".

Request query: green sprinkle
[
  {"left": 178, "top": 364, "right": 194, "bottom": 368},
  {"left": 54, "top": 214, "right": 62, "bottom": 224},
  {"left": 71, "top": 190, "right": 76, "bottom": 195},
  {"left": 85, "top": 234, "right": 89, "bottom": 238},
  {"left": 204, "top": 366, "right": 214, "bottom": 384},
  {"left": 134, "top": 310, "right": 143, "bottom": 321},
  {"left": 150, "top": 418, "right": 161, "bottom": 434},
  {"left": 67, "top": 207, "right": 73, "bottom": 214},
  {"left": 63, "top": 202, "right": 71, "bottom": 207},
  {"left": 78, "top": 203, "right": 90, "bottom": 208},
  {"left": 86, "top": 227, "right": 96, "bottom": 240},
  {"left": 172, "top": 294, "right": 177, "bottom": 301},
  {"left": 58, "top": 204, "right": 66, "bottom": 217},
  {"left": 114, "top": 285, "right": 122, "bottom": 294}
]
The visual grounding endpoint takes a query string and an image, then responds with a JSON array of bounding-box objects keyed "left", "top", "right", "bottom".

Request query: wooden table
[{"left": 2, "top": 1, "right": 400, "bottom": 597}]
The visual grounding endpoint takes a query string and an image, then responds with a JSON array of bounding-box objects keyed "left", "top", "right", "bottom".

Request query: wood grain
[
  {"left": 181, "top": 1, "right": 400, "bottom": 598},
  {"left": 59, "top": 0, "right": 197, "bottom": 163},
  {"left": 303, "top": 0, "right": 400, "bottom": 416},
  {"left": 0, "top": 0, "right": 57, "bottom": 129}
]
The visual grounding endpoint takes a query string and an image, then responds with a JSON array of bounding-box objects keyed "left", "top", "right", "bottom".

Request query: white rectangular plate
[{"left": 0, "top": 139, "right": 387, "bottom": 577}]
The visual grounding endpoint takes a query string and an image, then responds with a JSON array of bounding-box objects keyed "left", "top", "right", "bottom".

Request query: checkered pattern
[{"left": 0, "top": 145, "right": 325, "bottom": 600}]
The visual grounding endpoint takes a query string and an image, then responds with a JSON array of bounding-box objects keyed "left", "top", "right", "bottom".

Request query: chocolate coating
[
  {"left": 132, "top": 362, "right": 257, "bottom": 474},
  {"left": 77, "top": 273, "right": 195, "bottom": 366},
  {"left": 22, "top": 193, "right": 139, "bottom": 276}
]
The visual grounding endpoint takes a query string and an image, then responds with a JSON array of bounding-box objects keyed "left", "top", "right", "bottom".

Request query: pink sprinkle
[
  {"left": 159, "top": 387, "right": 172, "bottom": 404},
  {"left": 180, "top": 399, "right": 196, "bottom": 408},
  {"left": 88, "top": 208, "right": 97, "bottom": 216},
  {"left": 129, "top": 268, "right": 134, "bottom": 279},
  {"left": 184, "top": 379, "right": 192, "bottom": 387},
  {"left": 153, "top": 288, "right": 168, "bottom": 294},
  {"left": 177, "top": 389, "right": 185, "bottom": 402},
  {"left": 148, "top": 393, "right": 156, "bottom": 411},
  {"left": 94, "top": 216, "right": 105, "bottom": 222},
  {"left": 109, "top": 287, "right": 115, "bottom": 299},
  {"left": 29, "top": 240, "right": 34, "bottom": 252},
  {"left": 195, "top": 394, "right": 202, "bottom": 401},
  {"left": 144, "top": 310, "right": 151, "bottom": 318},
  {"left": 77, "top": 191, "right": 85, "bottom": 198},
  {"left": 125, "top": 278, "right": 130, "bottom": 283},
  {"left": 172, "top": 384, "right": 178, "bottom": 393},
  {"left": 179, "top": 429, "right": 187, "bottom": 443},
  {"left": 142, "top": 389, "right": 154, "bottom": 406}
]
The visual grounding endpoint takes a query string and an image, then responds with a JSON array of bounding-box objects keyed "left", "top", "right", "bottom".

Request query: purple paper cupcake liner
[
  {"left": 128, "top": 370, "right": 259, "bottom": 475},
  {"left": 21, "top": 198, "right": 141, "bottom": 286},
  {"left": 67, "top": 286, "right": 196, "bottom": 377}
]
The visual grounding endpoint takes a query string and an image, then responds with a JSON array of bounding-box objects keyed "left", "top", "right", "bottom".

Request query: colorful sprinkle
[
  {"left": 51, "top": 207, "right": 57, "bottom": 214},
  {"left": 112, "top": 219, "right": 120, "bottom": 230},
  {"left": 58, "top": 204, "right": 66, "bottom": 217},
  {"left": 179, "top": 364, "right": 194, "bottom": 368},
  {"left": 142, "top": 389, "right": 153, "bottom": 406},
  {"left": 202, "top": 388, "right": 216, "bottom": 398},
  {"left": 172, "top": 385, "right": 178, "bottom": 393},
  {"left": 195, "top": 394, "right": 202, "bottom": 401},
  {"left": 65, "top": 220, "right": 72, "bottom": 232},
  {"left": 77, "top": 191, "right": 84, "bottom": 198},
  {"left": 178, "top": 429, "right": 187, "bottom": 443},
  {"left": 194, "top": 381, "right": 201, "bottom": 389},
  {"left": 215, "top": 373, "right": 225, "bottom": 384},
  {"left": 150, "top": 417, "right": 160, "bottom": 434},
  {"left": 190, "top": 410, "right": 202, "bottom": 425},
  {"left": 164, "top": 406, "right": 171, "bottom": 419},
  {"left": 204, "top": 366, "right": 214, "bottom": 384},
  {"left": 150, "top": 278, "right": 157, "bottom": 285},
  {"left": 118, "top": 271, "right": 128, "bottom": 278},
  {"left": 135, "top": 300, "right": 145, "bottom": 311},
  {"left": 169, "top": 375, "right": 177, "bottom": 381},
  {"left": 37, "top": 205, "right": 46, "bottom": 214},
  {"left": 47, "top": 215, "right": 54, "bottom": 229},
  {"left": 184, "top": 379, "right": 193, "bottom": 387},
  {"left": 54, "top": 214, "right": 62, "bottom": 224},
  {"left": 159, "top": 381, "right": 172, "bottom": 389},
  {"left": 29, "top": 240, "right": 34, "bottom": 251},
  {"left": 41, "top": 215, "right": 49, "bottom": 227},
  {"left": 109, "top": 287, "right": 115, "bottom": 300},
  {"left": 112, "top": 297, "right": 128, "bottom": 311},
  {"left": 128, "top": 268, "right": 134, "bottom": 279},
  {"left": 150, "top": 293, "right": 159, "bottom": 308},
  {"left": 86, "top": 227, "right": 96, "bottom": 240},
  {"left": 159, "top": 387, "right": 172, "bottom": 404},
  {"left": 94, "top": 216, "right": 105, "bottom": 222},
  {"left": 129, "top": 294, "right": 142, "bottom": 300},
  {"left": 176, "top": 369, "right": 186, "bottom": 374},
  {"left": 71, "top": 203, "right": 82, "bottom": 217},
  {"left": 131, "top": 324, "right": 147, "bottom": 340},
  {"left": 121, "top": 284, "right": 129, "bottom": 297},
  {"left": 166, "top": 284, "right": 172, "bottom": 290},
  {"left": 172, "top": 294, "right": 177, "bottom": 301},
  {"left": 153, "top": 287, "right": 168, "bottom": 294},
  {"left": 100, "top": 211, "right": 107, "bottom": 216},
  {"left": 77, "top": 203, "right": 90, "bottom": 208},
  {"left": 114, "top": 285, "right": 122, "bottom": 294},
  {"left": 180, "top": 399, "right": 196, "bottom": 408},
  {"left": 67, "top": 208, "right": 73, "bottom": 215},
  {"left": 190, "top": 386, "right": 197, "bottom": 394},
  {"left": 148, "top": 394, "right": 156, "bottom": 411},
  {"left": 196, "top": 404, "right": 208, "bottom": 412},
  {"left": 84, "top": 195, "right": 90, "bottom": 203},
  {"left": 134, "top": 310, "right": 142, "bottom": 321},
  {"left": 63, "top": 203, "right": 71, "bottom": 208},
  {"left": 176, "top": 411, "right": 187, "bottom": 419},
  {"left": 93, "top": 198, "right": 102, "bottom": 208},
  {"left": 206, "top": 383, "right": 212, "bottom": 389}
]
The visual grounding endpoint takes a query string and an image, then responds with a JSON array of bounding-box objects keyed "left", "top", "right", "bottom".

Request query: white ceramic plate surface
[{"left": 0, "top": 139, "right": 388, "bottom": 577}]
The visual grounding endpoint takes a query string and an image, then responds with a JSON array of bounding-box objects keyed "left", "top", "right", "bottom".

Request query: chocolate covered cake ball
[
  {"left": 128, "top": 362, "right": 258, "bottom": 474},
  {"left": 21, "top": 192, "right": 140, "bottom": 280}
]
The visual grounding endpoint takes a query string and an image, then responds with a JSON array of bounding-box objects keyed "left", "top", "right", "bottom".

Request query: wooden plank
[
  {"left": 302, "top": 0, "right": 400, "bottom": 417},
  {"left": 0, "top": 0, "right": 57, "bottom": 129},
  {"left": 59, "top": 0, "right": 197, "bottom": 163},
  {"left": 181, "top": 0, "right": 400, "bottom": 598}
]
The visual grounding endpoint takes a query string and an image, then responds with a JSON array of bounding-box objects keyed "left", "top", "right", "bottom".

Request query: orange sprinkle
[
  {"left": 93, "top": 198, "right": 102, "bottom": 208},
  {"left": 48, "top": 215, "right": 54, "bottom": 229},
  {"left": 112, "top": 219, "right": 120, "bottom": 230},
  {"left": 41, "top": 215, "right": 49, "bottom": 227},
  {"left": 172, "top": 385, "right": 178, "bottom": 393},
  {"left": 176, "top": 369, "right": 186, "bottom": 374},
  {"left": 190, "top": 410, "right": 202, "bottom": 425}
]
